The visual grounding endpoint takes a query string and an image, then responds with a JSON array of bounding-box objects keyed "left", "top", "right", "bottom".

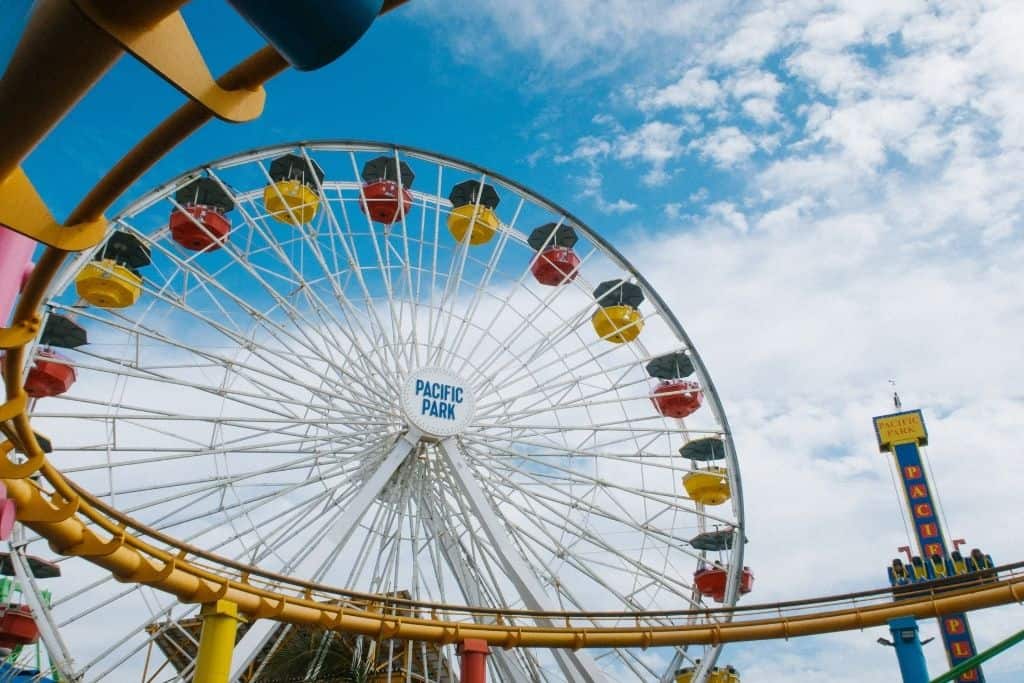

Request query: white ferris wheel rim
[{"left": 16, "top": 140, "right": 745, "bottom": 683}]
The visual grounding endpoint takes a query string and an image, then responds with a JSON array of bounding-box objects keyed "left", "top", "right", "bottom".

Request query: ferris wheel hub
[{"left": 399, "top": 367, "right": 477, "bottom": 438}]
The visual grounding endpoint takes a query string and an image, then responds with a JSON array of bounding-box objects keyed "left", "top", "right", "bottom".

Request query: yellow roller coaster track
[{"left": 1, "top": 0, "right": 1021, "bottom": 653}]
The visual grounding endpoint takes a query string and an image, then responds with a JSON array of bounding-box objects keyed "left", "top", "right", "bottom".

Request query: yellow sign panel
[{"left": 874, "top": 410, "right": 928, "bottom": 452}]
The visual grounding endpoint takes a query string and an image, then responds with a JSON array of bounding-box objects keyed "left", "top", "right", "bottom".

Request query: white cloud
[
  {"left": 614, "top": 121, "right": 686, "bottom": 186},
  {"left": 807, "top": 97, "right": 929, "bottom": 169},
  {"left": 638, "top": 67, "right": 724, "bottom": 112},
  {"left": 693, "top": 126, "right": 757, "bottom": 167},
  {"left": 707, "top": 202, "right": 749, "bottom": 233},
  {"left": 728, "top": 68, "right": 783, "bottom": 101},
  {"left": 740, "top": 97, "right": 778, "bottom": 124},
  {"left": 415, "top": 0, "right": 731, "bottom": 69},
  {"left": 554, "top": 135, "right": 612, "bottom": 164},
  {"left": 576, "top": 171, "right": 638, "bottom": 214}
]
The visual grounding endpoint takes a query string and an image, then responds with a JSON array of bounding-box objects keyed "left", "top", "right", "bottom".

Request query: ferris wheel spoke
[
  {"left": 479, "top": 463, "right": 706, "bottom": 593},
  {"left": 204, "top": 201, "right": 396, "bottom": 404},
  {"left": 44, "top": 414, "right": 380, "bottom": 447},
  {"left": 77, "top": 600, "right": 189, "bottom": 682},
  {"left": 56, "top": 430, "right": 379, "bottom": 475},
  {"left": 291, "top": 165, "right": 408, "bottom": 386},
  {"left": 439, "top": 196, "right": 524, "bottom": 370},
  {"left": 426, "top": 465, "right": 523, "bottom": 611},
  {"left": 426, "top": 460, "right": 554, "bottom": 626},
  {"left": 464, "top": 440, "right": 691, "bottom": 548},
  {"left": 458, "top": 430, "right": 684, "bottom": 467},
  {"left": 224, "top": 492, "right": 378, "bottom": 680},
  {"left": 69, "top": 487, "right": 349, "bottom": 680},
  {"left": 159, "top": 190, "right": 395, "bottom": 405},
  {"left": 475, "top": 342, "right": 674, "bottom": 416},
  {"left": 56, "top": 305, "right": 346, "bottom": 415},
  {"left": 456, "top": 233, "right": 598, "bottom": 381},
  {"left": 61, "top": 307, "right": 356, "bottom": 427},
  {"left": 89, "top": 449, "right": 325, "bottom": 507},
  {"left": 427, "top": 174, "right": 505, "bottom": 368},
  {"left": 129, "top": 458, "right": 350, "bottom": 538},
  {"left": 64, "top": 344, "right": 369, "bottom": 425},
  {"left": 388, "top": 148, "right": 424, "bottom": 371},
  {"left": 430, "top": 457, "right": 562, "bottom": 618},
  {"left": 86, "top": 459, "right": 323, "bottom": 502},
  {"left": 342, "top": 152, "right": 412, "bottom": 380},
  {"left": 478, "top": 478, "right": 700, "bottom": 616},
  {"left": 469, "top": 422, "right": 671, "bottom": 454},
  {"left": 420, "top": 164, "right": 445, "bottom": 362},
  {"left": 460, "top": 436, "right": 732, "bottom": 529},
  {"left": 414, "top": 476, "right": 560, "bottom": 683},
  {"left": 476, "top": 263, "right": 609, "bottom": 389},
  {"left": 126, "top": 222, "right": 335, "bottom": 371},
  {"left": 484, "top": 305, "right": 659, "bottom": 401},
  {"left": 285, "top": 200, "right": 408, "bottom": 398},
  {"left": 435, "top": 439, "right": 607, "bottom": 682}
]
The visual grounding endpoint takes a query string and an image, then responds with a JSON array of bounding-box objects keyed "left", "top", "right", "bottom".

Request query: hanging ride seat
[
  {"left": 590, "top": 279, "right": 644, "bottom": 343},
  {"left": 170, "top": 177, "right": 236, "bottom": 251},
  {"left": 528, "top": 223, "right": 580, "bottom": 286},
  {"left": 0, "top": 605, "right": 38, "bottom": 649},
  {"left": 359, "top": 156, "right": 415, "bottom": 225},
  {"left": 651, "top": 379, "right": 703, "bottom": 418},
  {"left": 683, "top": 467, "right": 731, "bottom": 506},
  {"left": 264, "top": 153, "right": 325, "bottom": 225},
  {"left": 24, "top": 349, "right": 76, "bottom": 399},
  {"left": 447, "top": 180, "right": 501, "bottom": 245},
  {"left": 75, "top": 232, "right": 150, "bottom": 309}
]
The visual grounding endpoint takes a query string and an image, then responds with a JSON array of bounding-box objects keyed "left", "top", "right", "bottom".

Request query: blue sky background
[{"left": 12, "top": 0, "right": 1024, "bottom": 680}]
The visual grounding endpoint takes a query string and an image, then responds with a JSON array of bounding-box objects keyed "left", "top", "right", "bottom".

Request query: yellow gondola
[
  {"left": 447, "top": 179, "right": 501, "bottom": 246},
  {"left": 591, "top": 279, "right": 645, "bottom": 343},
  {"left": 447, "top": 204, "right": 500, "bottom": 245},
  {"left": 264, "top": 179, "right": 320, "bottom": 225},
  {"left": 591, "top": 305, "right": 643, "bottom": 343},
  {"left": 264, "top": 153, "right": 324, "bottom": 225},
  {"left": 682, "top": 467, "right": 731, "bottom": 506},
  {"left": 75, "top": 260, "right": 143, "bottom": 309}
]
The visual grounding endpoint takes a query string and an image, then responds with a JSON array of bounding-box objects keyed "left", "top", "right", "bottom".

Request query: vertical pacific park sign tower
[{"left": 874, "top": 409, "right": 984, "bottom": 682}]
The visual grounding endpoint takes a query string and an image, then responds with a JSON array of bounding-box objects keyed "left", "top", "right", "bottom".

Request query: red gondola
[
  {"left": 0, "top": 605, "right": 39, "bottom": 649},
  {"left": 531, "top": 246, "right": 580, "bottom": 286},
  {"left": 360, "top": 180, "right": 413, "bottom": 225},
  {"left": 170, "top": 204, "right": 231, "bottom": 251},
  {"left": 528, "top": 223, "right": 580, "bottom": 286},
  {"left": 359, "top": 156, "right": 415, "bottom": 225},
  {"left": 694, "top": 565, "right": 754, "bottom": 603},
  {"left": 24, "top": 349, "right": 76, "bottom": 399},
  {"left": 651, "top": 379, "right": 703, "bottom": 418},
  {"left": 169, "top": 177, "right": 235, "bottom": 251}
]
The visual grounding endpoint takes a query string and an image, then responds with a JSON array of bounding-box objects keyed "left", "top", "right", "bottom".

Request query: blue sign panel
[
  {"left": 893, "top": 441, "right": 984, "bottom": 682},
  {"left": 893, "top": 442, "right": 948, "bottom": 559},
  {"left": 939, "top": 613, "right": 984, "bottom": 682}
]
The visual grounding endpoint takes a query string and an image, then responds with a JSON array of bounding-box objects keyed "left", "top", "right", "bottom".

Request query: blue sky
[{"left": 12, "top": 1, "right": 1024, "bottom": 681}]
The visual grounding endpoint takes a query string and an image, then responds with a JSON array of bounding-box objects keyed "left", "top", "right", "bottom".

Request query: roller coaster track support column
[
  {"left": 195, "top": 600, "right": 245, "bottom": 683},
  {"left": 458, "top": 639, "right": 490, "bottom": 683},
  {"left": 890, "top": 617, "right": 930, "bottom": 683}
]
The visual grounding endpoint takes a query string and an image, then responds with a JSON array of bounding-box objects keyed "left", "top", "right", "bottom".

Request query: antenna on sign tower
[{"left": 888, "top": 379, "right": 901, "bottom": 410}]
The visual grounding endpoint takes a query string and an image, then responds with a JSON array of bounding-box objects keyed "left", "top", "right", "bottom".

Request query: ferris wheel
[{"left": 9, "top": 141, "right": 746, "bottom": 682}]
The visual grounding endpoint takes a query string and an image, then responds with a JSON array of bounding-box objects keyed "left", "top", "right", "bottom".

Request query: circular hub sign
[{"left": 400, "top": 367, "right": 476, "bottom": 438}]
